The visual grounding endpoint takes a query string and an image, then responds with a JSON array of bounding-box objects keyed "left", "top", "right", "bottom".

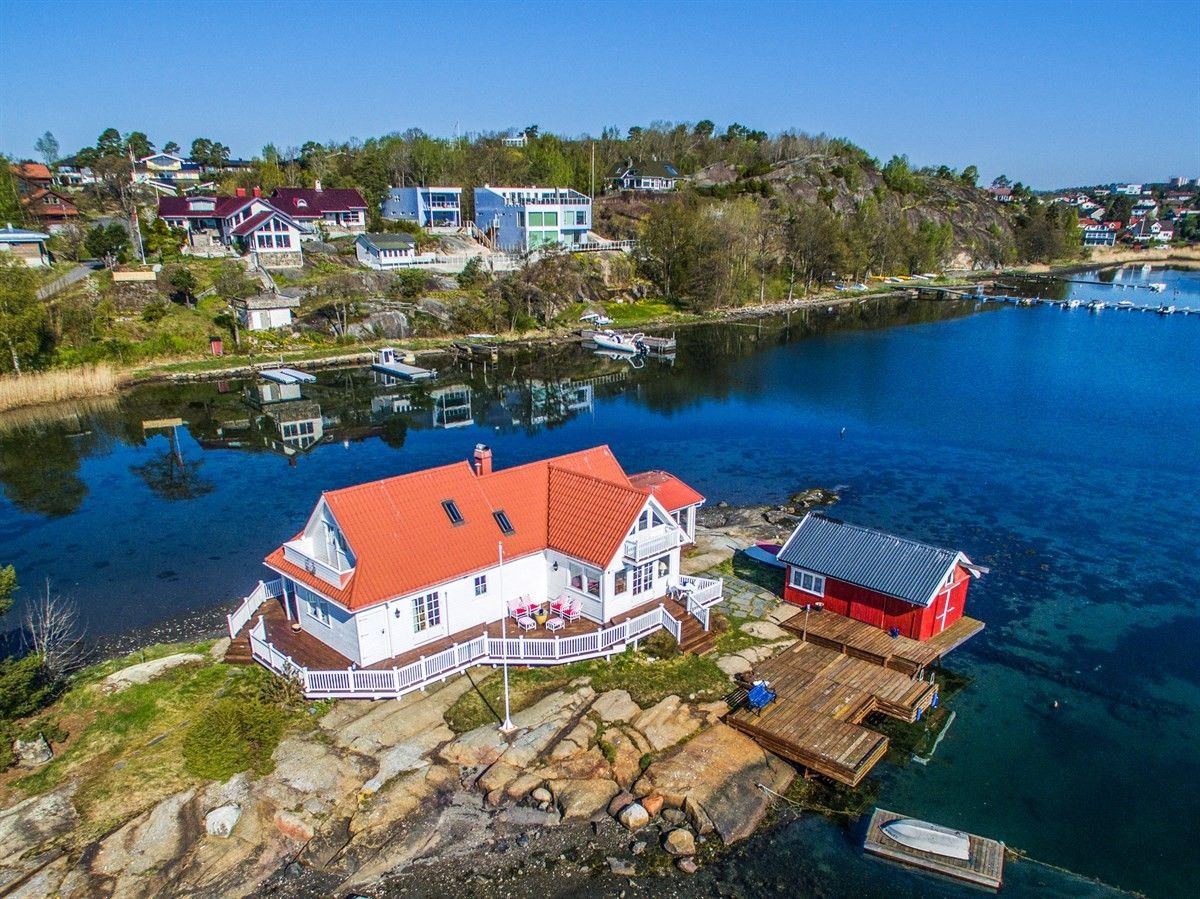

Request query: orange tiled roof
[
  {"left": 627, "top": 470, "right": 705, "bottom": 512},
  {"left": 11, "top": 162, "right": 51, "bottom": 181},
  {"left": 264, "top": 446, "right": 687, "bottom": 611}
]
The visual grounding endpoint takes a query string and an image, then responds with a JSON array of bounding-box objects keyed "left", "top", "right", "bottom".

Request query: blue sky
[{"left": 1, "top": 0, "right": 1197, "bottom": 188}]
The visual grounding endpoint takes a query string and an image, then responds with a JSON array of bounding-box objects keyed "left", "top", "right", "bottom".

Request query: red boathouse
[{"left": 776, "top": 513, "right": 986, "bottom": 641}]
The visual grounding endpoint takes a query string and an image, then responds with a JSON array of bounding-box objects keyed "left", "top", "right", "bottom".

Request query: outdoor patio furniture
[
  {"left": 746, "top": 680, "right": 777, "bottom": 715},
  {"left": 532, "top": 606, "right": 550, "bottom": 627},
  {"left": 561, "top": 597, "right": 582, "bottom": 621},
  {"left": 516, "top": 615, "right": 536, "bottom": 632},
  {"left": 544, "top": 616, "right": 565, "bottom": 632},
  {"left": 508, "top": 597, "right": 533, "bottom": 620},
  {"left": 550, "top": 592, "right": 571, "bottom": 613}
]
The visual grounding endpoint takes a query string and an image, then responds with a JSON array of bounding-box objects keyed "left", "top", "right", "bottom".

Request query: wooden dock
[
  {"left": 777, "top": 608, "right": 984, "bottom": 676},
  {"left": 864, "top": 807, "right": 1004, "bottom": 890},
  {"left": 372, "top": 361, "right": 437, "bottom": 381},
  {"left": 725, "top": 639, "right": 937, "bottom": 785}
]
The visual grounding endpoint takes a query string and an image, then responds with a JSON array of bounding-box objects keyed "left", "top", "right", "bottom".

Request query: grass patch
[
  {"left": 0, "top": 365, "right": 125, "bottom": 414},
  {"left": 602, "top": 300, "right": 677, "bottom": 325},
  {"left": 714, "top": 612, "right": 766, "bottom": 654},
  {"left": 728, "top": 551, "right": 787, "bottom": 595},
  {"left": 446, "top": 648, "right": 731, "bottom": 734}
]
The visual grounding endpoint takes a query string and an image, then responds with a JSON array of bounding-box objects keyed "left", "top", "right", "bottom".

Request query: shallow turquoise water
[{"left": 1, "top": 266, "right": 1196, "bottom": 895}]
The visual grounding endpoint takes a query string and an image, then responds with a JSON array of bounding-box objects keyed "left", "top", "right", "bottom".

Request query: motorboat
[
  {"left": 882, "top": 818, "right": 971, "bottom": 861},
  {"left": 1148, "top": 282, "right": 1167, "bottom": 293},
  {"left": 1088, "top": 301, "right": 1105, "bottom": 312},
  {"left": 1157, "top": 305, "right": 1176, "bottom": 315},
  {"left": 580, "top": 311, "right": 615, "bottom": 326},
  {"left": 589, "top": 329, "right": 643, "bottom": 354},
  {"left": 1117, "top": 300, "right": 1134, "bottom": 308},
  {"left": 1065, "top": 299, "right": 1080, "bottom": 309}
]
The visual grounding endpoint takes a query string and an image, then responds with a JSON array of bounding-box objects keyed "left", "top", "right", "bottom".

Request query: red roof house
[
  {"left": 270, "top": 181, "right": 367, "bottom": 233},
  {"left": 778, "top": 513, "right": 986, "bottom": 641},
  {"left": 248, "top": 445, "right": 718, "bottom": 672}
]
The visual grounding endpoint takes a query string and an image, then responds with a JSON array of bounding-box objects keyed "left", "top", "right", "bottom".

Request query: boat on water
[
  {"left": 1117, "top": 300, "right": 1134, "bottom": 308},
  {"left": 589, "top": 329, "right": 644, "bottom": 354},
  {"left": 1065, "top": 299, "right": 1081, "bottom": 309},
  {"left": 1148, "top": 282, "right": 1167, "bottom": 293},
  {"left": 372, "top": 347, "right": 437, "bottom": 381},
  {"left": 882, "top": 818, "right": 971, "bottom": 861},
  {"left": 1157, "top": 305, "right": 1176, "bottom": 315},
  {"left": 1089, "top": 301, "right": 1106, "bottom": 312}
]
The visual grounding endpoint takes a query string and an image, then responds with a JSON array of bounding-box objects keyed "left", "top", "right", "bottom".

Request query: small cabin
[{"left": 777, "top": 513, "right": 986, "bottom": 641}]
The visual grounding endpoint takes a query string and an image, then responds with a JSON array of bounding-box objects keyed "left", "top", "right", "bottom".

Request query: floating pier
[
  {"left": 372, "top": 348, "right": 437, "bottom": 381},
  {"left": 259, "top": 368, "right": 317, "bottom": 385},
  {"left": 864, "top": 807, "right": 1005, "bottom": 890}
]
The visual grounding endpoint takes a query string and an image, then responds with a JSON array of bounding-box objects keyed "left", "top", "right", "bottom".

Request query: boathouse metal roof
[{"left": 777, "top": 513, "right": 980, "bottom": 607}]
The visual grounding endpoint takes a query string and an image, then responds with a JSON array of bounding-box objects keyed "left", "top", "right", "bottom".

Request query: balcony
[
  {"left": 282, "top": 540, "right": 351, "bottom": 588},
  {"left": 624, "top": 528, "right": 681, "bottom": 563}
]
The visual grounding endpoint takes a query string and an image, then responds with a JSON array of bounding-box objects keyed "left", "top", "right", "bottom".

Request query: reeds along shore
[{"left": 0, "top": 365, "right": 124, "bottom": 414}]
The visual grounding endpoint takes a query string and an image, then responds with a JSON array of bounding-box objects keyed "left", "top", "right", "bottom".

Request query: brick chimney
[
  {"left": 235, "top": 187, "right": 246, "bottom": 198},
  {"left": 473, "top": 444, "right": 493, "bottom": 476},
  {"left": 252, "top": 186, "right": 262, "bottom": 198}
]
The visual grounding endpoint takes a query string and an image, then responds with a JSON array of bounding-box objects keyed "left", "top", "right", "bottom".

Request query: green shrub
[
  {"left": 644, "top": 630, "right": 679, "bottom": 659},
  {"left": 182, "top": 698, "right": 285, "bottom": 781},
  {"left": 0, "top": 655, "right": 54, "bottom": 722},
  {"left": 388, "top": 268, "right": 431, "bottom": 299}
]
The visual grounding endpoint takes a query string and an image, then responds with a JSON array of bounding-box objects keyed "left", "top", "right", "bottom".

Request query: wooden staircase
[
  {"left": 678, "top": 613, "right": 716, "bottom": 655},
  {"left": 222, "top": 623, "right": 255, "bottom": 666}
]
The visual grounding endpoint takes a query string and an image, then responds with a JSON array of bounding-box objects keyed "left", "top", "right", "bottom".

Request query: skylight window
[
  {"left": 442, "top": 500, "right": 464, "bottom": 525},
  {"left": 493, "top": 510, "right": 515, "bottom": 535}
]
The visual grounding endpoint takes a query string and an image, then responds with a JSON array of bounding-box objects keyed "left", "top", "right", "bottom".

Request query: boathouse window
[
  {"left": 474, "top": 575, "right": 487, "bottom": 596},
  {"left": 441, "top": 500, "right": 464, "bottom": 525},
  {"left": 493, "top": 510, "right": 515, "bottom": 535},
  {"left": 632, "top": 560, "right": 654, "bottom": 595},
  {"left": 413, "top": 591, "right": 441, "bottom": 632},
  {"left": 789, "top": 568, "right": 825, "bottom": 597}
]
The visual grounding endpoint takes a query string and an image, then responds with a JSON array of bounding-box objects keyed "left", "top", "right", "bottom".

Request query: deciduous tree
[
  {"left": 34, "top": 131, "right": 59, "bottom": 167},
  {"left": 0, "top": 259, "right": 48, "bottom": 374}
]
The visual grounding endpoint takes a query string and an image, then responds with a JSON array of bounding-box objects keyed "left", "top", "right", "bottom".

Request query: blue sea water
[{"left": 0, "top": 265, "right": 1196, "bottom": 896}]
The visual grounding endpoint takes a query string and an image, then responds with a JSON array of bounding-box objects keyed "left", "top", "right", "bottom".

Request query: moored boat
[
  {"left": 1157, "top": 305, "right": 1175, "bottom": 315},
  {"left": 882, "top": 817, "right": 971, "bottom": 861},
  {"left": 589, "top": 329, "right": 644, "bottom": 354}
]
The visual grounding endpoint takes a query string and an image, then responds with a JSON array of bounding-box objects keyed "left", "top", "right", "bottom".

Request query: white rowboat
[{"left": 882, "top": 818, "right": 971, "bottom": 861}]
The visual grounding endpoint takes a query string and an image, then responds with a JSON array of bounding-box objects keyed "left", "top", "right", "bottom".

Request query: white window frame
[
  {"left": 789, "top": 567, "right": 826, "bottom": 597},
  {"left": 298, "top": 585, "right": 330, "bottom": 625},
  {"left": 567, "top": 560, "right": 601, "bottom": 598},
  {"left": 474, "top": 574, "right": 487, "bottom": 596},
  {"left": 631, "top": 560, "right": 654, "bottom": 595},
  {"left": 412, "top": 591, "right": 441, "bottom": 632}
]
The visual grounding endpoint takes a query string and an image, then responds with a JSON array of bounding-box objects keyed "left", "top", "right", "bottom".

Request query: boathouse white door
[{"left": 357, "top": 606, "right": 391, "bottom": 666}]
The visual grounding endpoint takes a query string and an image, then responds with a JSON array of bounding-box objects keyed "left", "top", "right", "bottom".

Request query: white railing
[
  {"left": 282, "top": 543, "right": 347, "bottom": 586},
  {"left": 227, "top": 579, "right": 284, "bottom": 639},
  {"left": 250, "top": 603, "right": 685, "bottom": 700},
  {"left": 568, "top": 239, "right": 637, "bottom": 253},
  {"left": 677, "top": 575, "right": 724, "bottom": 607},
  {"left": 624, "top": 528, "right": 681, "bottom": 563}
]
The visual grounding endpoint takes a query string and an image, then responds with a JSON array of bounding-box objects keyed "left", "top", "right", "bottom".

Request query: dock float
[
  {"left": 259, "top": 368, "right": 317, "bottom": 385},
  {"left": 372, "top": 347, "right": 437, "bottom": 381},
  {"left": 864, "top": 807, "right": 1004, "bottom": 890}
]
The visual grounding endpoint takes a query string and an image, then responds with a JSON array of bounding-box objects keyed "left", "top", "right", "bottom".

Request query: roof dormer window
[
  {"left": 442, "top": 499, "right": 464, "bottom": 525},
  {"left": 296, "top": 198, "right": 308, "bottom": 208},
  {"left": 493, "top": 510, "right": 515, "bottom": 535}
]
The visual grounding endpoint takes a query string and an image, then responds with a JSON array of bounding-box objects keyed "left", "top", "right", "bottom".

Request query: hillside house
[
  {"left": 778, "top": 513, "right": 986, "bottom": 641},
  {"left": 1080, "top": 220, "right": 1118, "bottom": 246},
  {"left": 1129, "top": 219, "right": 1173, "bottom": 243},
  {"left": 133, "top": 153, "right": 204, "bottom": 191},
  {"left": 232, "top": 291, "right": 301, "bottom": 330},
  {"left": 355, "top": 232, "right": 418, "bottom": 269},
  {"left": 158, "top": 191, "right": 306, "bottom": 266},
  {"left": 474, "top": 185, "right": 592, "bottom": 251},
  {"left": 10, "top": 162, "right": 53, "bottom": 192},
  {"left": 987, "top": 187, "right": 1013, "bottom": 203},
  {"left": 0, "top": 224, "right": 50, "bottom": 267},
  {"left": 270, "top": 182, "right": 367, "bottom": 235},
  {"left": 227, "top": 445, "right": 722, "bottom": 692},
  {"left": 382, "top": 187, "right": 462, "bottom": 228},
  {"left": 20, "top": 186, "right": 79, "bottom": 233},
  {"left": 607, "top": 158, "right": 680, "bottom": 192}
]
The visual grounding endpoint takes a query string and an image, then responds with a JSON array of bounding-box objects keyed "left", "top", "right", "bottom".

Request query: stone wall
[{"left": 256, "top": 251, "right": 303, "bottom": 269}]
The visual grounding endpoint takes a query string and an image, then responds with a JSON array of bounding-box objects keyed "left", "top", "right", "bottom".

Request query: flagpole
[{"left": 498, "top": 540, "right": 514, "bottom": 732}]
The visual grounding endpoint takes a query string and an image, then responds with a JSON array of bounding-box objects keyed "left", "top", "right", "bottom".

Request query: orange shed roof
[
  {"left": 627, "top": 470, "right": 705, "bottom": 512},
  {"left": 264, "top": 446, "right": 686, "bottom": 611}
]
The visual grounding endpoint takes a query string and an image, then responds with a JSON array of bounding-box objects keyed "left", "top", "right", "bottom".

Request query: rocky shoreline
[{"left": 0, "top": 489, "right": 841, "bottom": 898}]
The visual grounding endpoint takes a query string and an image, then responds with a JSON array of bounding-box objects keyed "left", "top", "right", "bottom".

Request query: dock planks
[
  {"left": 778, "top": 609, "right": 984, "bottom": 675},
  {"left": 864, "top": 807, "right": 1004, "bottom": 890},
  {"left": 725, "top": 639, "right": 938, "bottom": 785}
]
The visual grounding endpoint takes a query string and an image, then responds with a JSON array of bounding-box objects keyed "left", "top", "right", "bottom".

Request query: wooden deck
[
  {"left": 777, "top": 607, "right": 985, "bottom": 675},
  {"left": 229, "top": 593, "right": 700, "bottom": 671},
  {"left": 864, "top": 807, "right": 1004, "bottom": 890},
  {"left": 726, "top": 639, "right": 937, "bottom": 785}
]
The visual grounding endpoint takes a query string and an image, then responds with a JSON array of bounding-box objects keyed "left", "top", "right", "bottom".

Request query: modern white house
[
  {"left": 473, "top": 186, "right": 592, "bottom": 251},
  {"left": 382, "top": 187, "right": 463, "bottom": 229},
  {"left": 355, "top": 232, "right": 418, "bottom": 269},
  {"left": 228, "top": 445, "right": 719, "bottom": 698}
]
